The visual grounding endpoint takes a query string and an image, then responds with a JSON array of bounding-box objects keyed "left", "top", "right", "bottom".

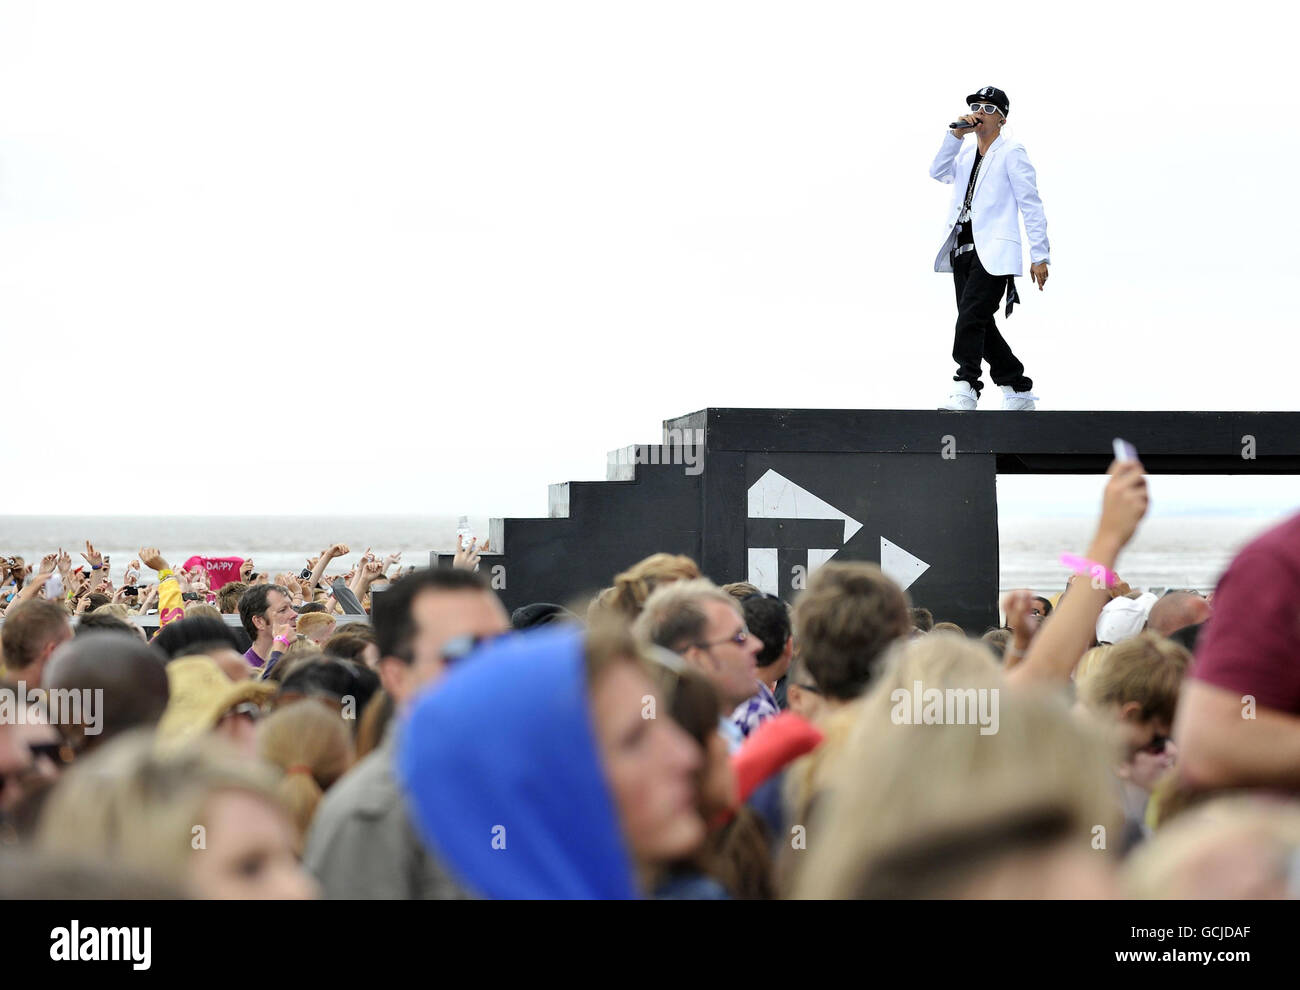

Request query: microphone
[{"left": 949, "top": 118, "right": 981, "bottom": 130}]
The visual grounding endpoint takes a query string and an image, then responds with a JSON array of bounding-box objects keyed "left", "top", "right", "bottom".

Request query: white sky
[{"left": 2, "top": 1, "right": 1297, "bottom": 519}]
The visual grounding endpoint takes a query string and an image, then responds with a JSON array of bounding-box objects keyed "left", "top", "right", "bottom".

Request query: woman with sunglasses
[{"left": 931, "top": 85, "right": 1051, "bottom": 412}]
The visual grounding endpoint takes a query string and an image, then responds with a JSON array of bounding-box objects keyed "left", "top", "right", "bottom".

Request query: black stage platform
[{"left": 434, "top": 409, "right": 1300, "bottom": 632}]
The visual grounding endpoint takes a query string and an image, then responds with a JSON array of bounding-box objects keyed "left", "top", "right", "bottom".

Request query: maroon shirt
[{"left": 1191, "top": 511, "right": 1300, "bottom": 713}]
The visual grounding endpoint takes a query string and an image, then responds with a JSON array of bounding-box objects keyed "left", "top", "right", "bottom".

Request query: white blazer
[{"left": 930, "top": 131, "right": 1050, "bottom": 276}]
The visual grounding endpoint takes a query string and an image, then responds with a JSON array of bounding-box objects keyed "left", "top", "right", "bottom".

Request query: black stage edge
[
  {"left": 3, "top": 898, "right": 1278, "bottom": 975},
  {"left": 435, "top": 409, "right": 1300, "bottom": 632}
]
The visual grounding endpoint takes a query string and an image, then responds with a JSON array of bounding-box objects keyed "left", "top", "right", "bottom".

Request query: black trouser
[{"left": 952, "top": 249, "right": 1032, "bottom": 394}]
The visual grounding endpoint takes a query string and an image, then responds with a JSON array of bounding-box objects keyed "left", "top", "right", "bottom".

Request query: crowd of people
[{"left": 3, "top": 459, "right": 1300, "bottom": 899}]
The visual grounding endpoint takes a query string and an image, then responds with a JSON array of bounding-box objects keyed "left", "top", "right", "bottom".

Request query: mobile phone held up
[{"left": 1112, "top": 438, "right": 1138, "bottom": 463}]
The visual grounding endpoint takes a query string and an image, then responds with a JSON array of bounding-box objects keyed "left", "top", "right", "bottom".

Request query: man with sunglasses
[
  {"left": 303, "top": 566, "right": 509, "bottom": 899},
  {"left": 932, "top": 85, "right": 1050, "bottom": 411},
  {"left": 634, "top": 579, "right": 767, "bottom": 752}
]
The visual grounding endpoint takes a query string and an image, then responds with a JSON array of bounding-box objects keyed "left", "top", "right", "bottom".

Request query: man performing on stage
[{"left": 931, "top": 86, "right": 1050, "bottom": 411}]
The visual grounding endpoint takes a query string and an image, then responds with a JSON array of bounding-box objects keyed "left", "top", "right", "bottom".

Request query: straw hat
[{"left": 157, "top": 656, "right": 276, "bottom": 749}]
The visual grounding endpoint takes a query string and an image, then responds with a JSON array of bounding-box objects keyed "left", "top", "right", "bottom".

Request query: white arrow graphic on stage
[
  {"left": 748, "top": 469, "right": 863, "bottom": 543},
  {"left": 880, "top": 536, "right": 930, "bottom": 591},
  {"left": 745, "top": 469, "right": 929, "bottom": 594}
]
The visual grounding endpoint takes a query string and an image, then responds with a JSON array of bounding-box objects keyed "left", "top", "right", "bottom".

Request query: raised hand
[
  {"left": 1096, "top": 460, "right": 1150, "bottom": 555},
  {"left": 271, "top": 618, "right": 296, "bottom": 647},
  {"left": 952, "top": 113, "right": 979, "bottom": 137},
  {"left": 240, "top": 558, "right": 255, "bottom": 581},
  {"left": 39, "top": 552, "right": 58, "bottom": 574},
  {"left": 81, "top": 541, "right": 104, "bottom": 570},
  {"left": 1107, "top": 576, "right": 1134, "bottom": 600},
  {"left": 16, "top": 570, "right": 54, "bottom": 602},
  {"left": 452, "top": 535, "right": 482, "bottom": 571},
  {"left": 139, "top": 547, "right": 170, "bottom": 573},
  {"left": 1002, "top": 589, "right": 1034, "bottom": 637},
  {"left": 56, "top": 549, "right": 72, "bottom": 576}
]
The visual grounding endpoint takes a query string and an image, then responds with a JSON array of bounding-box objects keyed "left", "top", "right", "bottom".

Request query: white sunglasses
[{"left": 969, "top": 103, "right": 1003, "bottom": 116}]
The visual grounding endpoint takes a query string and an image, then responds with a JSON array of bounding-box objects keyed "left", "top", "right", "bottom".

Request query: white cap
[{"left": 1095, "top": 592, "right": 1158, "bottom": 645}]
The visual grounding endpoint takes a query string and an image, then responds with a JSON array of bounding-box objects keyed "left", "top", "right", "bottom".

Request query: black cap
[
  {"left": 965, "top": 85, "right": 1009, "bottom": 117},
  {"left": 510, "top": 602, "right": 578, "bottom": 630}
]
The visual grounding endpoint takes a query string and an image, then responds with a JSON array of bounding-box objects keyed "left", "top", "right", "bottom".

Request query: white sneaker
[
  {"left": 940, "top": 381, "right": 979, "bottom": 411},
  {"left": 1000, "top": 385, "right": 1039, "bottom": 410}
]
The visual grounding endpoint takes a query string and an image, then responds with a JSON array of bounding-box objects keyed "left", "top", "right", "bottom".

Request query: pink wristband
[
  {"left": 1060, "top": 553, "right": 1118, "bottom": 588},
  {"left": 274, "top": 635, "right": 291, "bottom": 647}
]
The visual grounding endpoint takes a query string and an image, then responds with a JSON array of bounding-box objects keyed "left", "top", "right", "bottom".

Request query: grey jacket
[{"left": 303, "top": 724, "right": 466, "bottom": 899}]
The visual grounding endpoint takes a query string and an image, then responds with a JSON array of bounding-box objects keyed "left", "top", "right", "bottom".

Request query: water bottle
[{"left": 456, "top": 516, "right": 475, "bottom": 551}]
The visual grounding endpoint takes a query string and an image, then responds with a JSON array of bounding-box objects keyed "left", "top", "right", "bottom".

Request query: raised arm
[
  {"left": 1006, "top": 460, "right": 1149, "bottom": 688},
  {"left": 929, "top": 130, "right": 965, "bottom": 184},
  {"left": 140, "top": 546, "right": 184, "bottom": 627},
  {"left": 307, "top": 543, "right": 349, "bottom": 596},
  {"left": 931, "top": 113, "right": 978, "bottom": 184}
]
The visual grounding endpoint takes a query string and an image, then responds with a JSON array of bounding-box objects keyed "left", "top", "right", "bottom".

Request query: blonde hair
[
  {"left": 92, "top": 603, "right": 131, "bottom": 620},
  {"left": 296, "top": 612, "right": 336, "bottom": 640},
  {"left": 1076, "top": 631, "right": 1189, "bottom": 725},
  {"left": 790, "top": 635, "right": 1117, "bottom": 898},
  {"left": 610, "top": 554, "right": 701, "bottom": 619},
  {"left": 781, "top": 697, "right": 865, "bottom": 844},
  {"left": 721, "top": 582, "right": 761, "bottom": 601},
  {"left": 586, "top": 586, "right": 619, "bottom": 623},
  {"left": 1072, "top": 645, "right": 1112, "bottom": 688},
  {"left": 1125, "top": 796, "right": 1300, "bottom": 899},
  {"left": 784, "top": 634, "right": 1000, "bottom": 830},
  {"left": 184, "top": 603, "right": 222, "bottom": 621},
  {"left": 355, "top": 690, "right": 394, "bottom": 759},
  {"left": 256, "top": 701, "right": 354, "bottom": 849},
  {"left": 36, "top": 730, "right": 282, "bottom": 892},
  {"left": 282, "top": 639, "right": 323, "bottom": 664}
]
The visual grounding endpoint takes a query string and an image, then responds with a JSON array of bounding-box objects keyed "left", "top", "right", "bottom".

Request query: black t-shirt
[{"left": 956, "top": 148, "right": 983, "bottom": 247}]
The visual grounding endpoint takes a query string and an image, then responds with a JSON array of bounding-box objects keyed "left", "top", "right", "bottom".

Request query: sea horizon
[{"left": 2, "top": 510, "right": 1289, "bottom": 601}]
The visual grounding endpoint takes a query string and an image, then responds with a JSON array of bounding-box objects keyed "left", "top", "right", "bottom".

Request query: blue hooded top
[{"left": 395, "top": 625, "right": 640, "bottom": 899}]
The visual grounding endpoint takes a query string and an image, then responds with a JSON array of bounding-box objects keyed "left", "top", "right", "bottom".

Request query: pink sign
[{"left": 181, "top": 555, "right": 245, "bottom": 591}]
